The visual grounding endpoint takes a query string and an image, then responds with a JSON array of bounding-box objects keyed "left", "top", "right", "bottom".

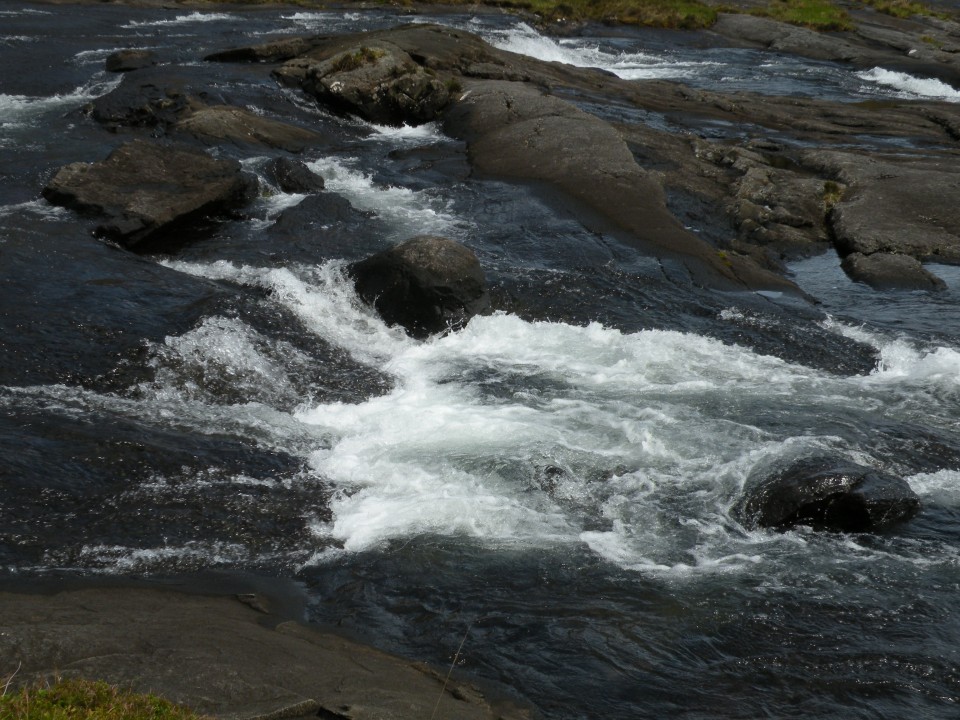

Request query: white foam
[
  {"left": 73, "top": 542, "right": 250, "bottom": 571},
  {"left": 0, "top": 75, "right": 121, "bottom": 134},
  {"left": 306, "top": 156, "right": 461, "bottom": 240},
  {"left": 908, "top": 469, "right": 960, "bottom": 503},
  {"left": 288, "top": 310, "right": 841, "bottom": 562},
  {"left": 121, "top": 12, "right": 237, "bottom": 29},
  {"left": 0, "top": 200, "right": 68, "bottom": 220},
  {"left": 484, "top": 22, "right": 713, "bottom": 80},
  {"left": 857, "top": 67, "right": 960, "bottom": 102},
  {"left": 823, "top": 317, "right": 960, "bottom": 389},
  {"left": 161, "top": 260, "right": 412, "bottom": 366},
  {"left": 366, "top": 121, "right": 445, "bottom": 144},
  {"left": 144, "top": 316, "right": 303, "bottom": 407}
]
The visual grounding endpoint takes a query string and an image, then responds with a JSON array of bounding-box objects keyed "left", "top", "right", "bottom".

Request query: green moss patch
[{"left": 0, "top": 679, "right": 206, "bottom": 720}]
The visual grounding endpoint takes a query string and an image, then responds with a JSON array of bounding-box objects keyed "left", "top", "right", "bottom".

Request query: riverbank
[{"left": 1, "top": 574, "right": 532, "bottom": 720}]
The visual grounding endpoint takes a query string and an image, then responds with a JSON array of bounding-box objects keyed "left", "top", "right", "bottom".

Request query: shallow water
[{"left": 2, "top": 4, "right": 960, "bottom": 718}]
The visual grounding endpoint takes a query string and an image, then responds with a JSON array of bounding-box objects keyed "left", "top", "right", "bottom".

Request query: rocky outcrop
[
  {"left": 88, "top": 67, "right": 325, "bottom": 152},
  {"left": 736, "top": 456, "right": 920, "bottom": 532},
  {"left": 349, "top": 235, "right": 489, "bottom": 338},
  {"left": 444, "top": 79, "right": 798, "bottom": 291},
  {"left": 276, "top": 43, "right": 453, "bottom": 126},
  {"left": 797, "top": 149, "right": 960, "bottom": 288},
  {"left": 710, "top": 10, "right": 960, "bottom": 87},
  {"left": 42, "top": 139, "right": 257, "bottom": 248}
]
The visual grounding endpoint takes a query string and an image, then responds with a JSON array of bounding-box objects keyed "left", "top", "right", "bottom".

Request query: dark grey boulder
[
  {"left": 736, "top": 456, "right": 920, "bottom": 533},
  {"left": 278, "top": 43, "right": 452, "bottom": 126},
  {"left": 267, "top": 157, "right": 325, "bottom": 194},
  {"left": 841, "top": 252, "right": 946, "bottom": 291},
  {"left": 43, "top": 139, "right": 257, "bottom": 248},
  {"left": 105, "top": 49, "right": 157, "bottom": 73},
  {"left": 349, "top": 236, "right": 489, "bottom": 338}
]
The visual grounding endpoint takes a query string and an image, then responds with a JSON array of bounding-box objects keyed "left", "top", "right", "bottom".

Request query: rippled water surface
[{"left": 2, "top": 4, "right": 960, "bottom": 718}]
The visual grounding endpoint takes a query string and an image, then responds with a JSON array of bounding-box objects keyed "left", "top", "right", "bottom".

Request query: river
[{"left": 2, "top": 3, "right": 959, "bottom": 718}]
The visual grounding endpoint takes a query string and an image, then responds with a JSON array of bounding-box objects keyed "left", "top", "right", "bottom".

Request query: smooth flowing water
[{"left": 2, "top": 4, "right": 959, "bottom": 718}]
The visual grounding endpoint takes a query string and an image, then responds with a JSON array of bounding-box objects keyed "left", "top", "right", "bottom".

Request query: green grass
[
  {"left": 509, "top": 0, "right": 720, "bottom": 28},
  {"left": 856, "top": 0, "right": 950, "bottom": 19},
  {"left": 179, "top": 0, "right": 955, "bottom": 30},
  {"left": 749, "top": 0, "right": 854, "bottom": 30},
  {"left": 0, "top": 679, "right": 206, "bottom": 720},
  {"left": 331, "top": 46, "right": 386, "bottom": 72}
]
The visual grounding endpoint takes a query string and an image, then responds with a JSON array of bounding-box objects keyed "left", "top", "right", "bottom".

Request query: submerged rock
[
  {"left": 105, "top": 49, "right": 157, "bottom": 73},
  {"left": 841, "top": 251, "right": 946, "bottom": 291},
  {"left": 736, "top": 456, "right": 920, "bottom": 533},
  {"left": 349, "top": 235, "right": 489, "bottom": 338},
  {"left": 43, "top": 139, "right": 257, "bottom": 248}
]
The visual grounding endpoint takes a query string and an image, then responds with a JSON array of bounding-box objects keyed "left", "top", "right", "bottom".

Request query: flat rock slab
[
  {"left": 43, "top": 139, "right": 257, "bottom": 248},
  {"left": 174, "top": 105, "right": 326, "bottom": 152},
  {"left": 0, "top": 587, "right": 531, "bottom": 720}
]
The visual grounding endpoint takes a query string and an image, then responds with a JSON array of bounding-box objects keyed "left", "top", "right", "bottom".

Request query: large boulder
[
  {"left": 277, "top": 43, "right": 452, "bottom": 126},
  {"left": 43, "top": 139, "right": 257, "bottom": 248},
  {"left": 349, "top": 236, "right": 489, "bottom": 338},
  {"left": 736, "top": 456, "right": 920, "bottom": 533}
]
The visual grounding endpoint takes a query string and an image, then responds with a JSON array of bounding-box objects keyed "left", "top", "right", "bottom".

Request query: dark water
[{"left": 2, "top": 4, "right": 960, "bottom": 718}]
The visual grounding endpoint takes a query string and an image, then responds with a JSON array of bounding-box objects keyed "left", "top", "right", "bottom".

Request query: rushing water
[{"left": 2, "top": 4, "right": 960, "bottom": 718}]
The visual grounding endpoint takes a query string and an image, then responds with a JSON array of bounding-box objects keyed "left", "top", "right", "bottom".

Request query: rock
[
  {"left": 736, "top": 456, "right": 920, "bottom": 532},
  {"left": 841, "top": 251, "right": 947, "bottom": 290},
  {"left": 88, "top": 68, "right": 194, "bottom": 129},
  {"left": 800, "top": 150, "right": 960, "bottom": 282},
  {"left": 280, "top": 42, "right": 453, "bottom": 126},
  {"left": 173, "top": 105, "right": 325, "bottom": 151},
  {"left": 105, "top": 49, "right": 157, "bottom": 73},
  {"left": 205, "top": 35, "right": 326, "bottom": 63},
  {"left": 349, "top": 236, "right": 489, "bottom": 338},
  {"left": 266, "top": 157, "right": 325, "bottom": 194},
  {"left": 0, "top": 587, "right": 531, "bottom": 720},
  {"left": 445, "top": 79, "right": 798, "bottom": 292},
  {"left": 42, "top": 139, "right": 257, "bottom": 248}
]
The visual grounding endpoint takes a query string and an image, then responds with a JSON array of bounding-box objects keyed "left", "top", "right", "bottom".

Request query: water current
[{"left": 2, "top": 4, "right": 960, "bottom": 718}]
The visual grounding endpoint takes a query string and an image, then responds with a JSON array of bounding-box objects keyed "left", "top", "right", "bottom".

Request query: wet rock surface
[
  {"left": 736, "top": 457, "right": 921, "bottom": 532},
  {"left": 0, "top": 585, "right": 531, "bottom": 720},
  {"left": 43, "top": 14, "right": 960, "bottom": 290},
  {"left": 42, "top": 139, "right": 257, "bottom": 248},
  {"left": 350, "top": 235, "right": 490, "bottom": 338}
]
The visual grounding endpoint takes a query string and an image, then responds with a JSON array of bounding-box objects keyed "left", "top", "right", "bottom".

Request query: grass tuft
[
  {"left": 0, "top": 678, "right": 207, "bottom": 720},
  {"left": 331, "top": 46, "right": 385, "bottom": 73},
  {"left": 749, "top": 0, "right": 854, "bottom": 30}
]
